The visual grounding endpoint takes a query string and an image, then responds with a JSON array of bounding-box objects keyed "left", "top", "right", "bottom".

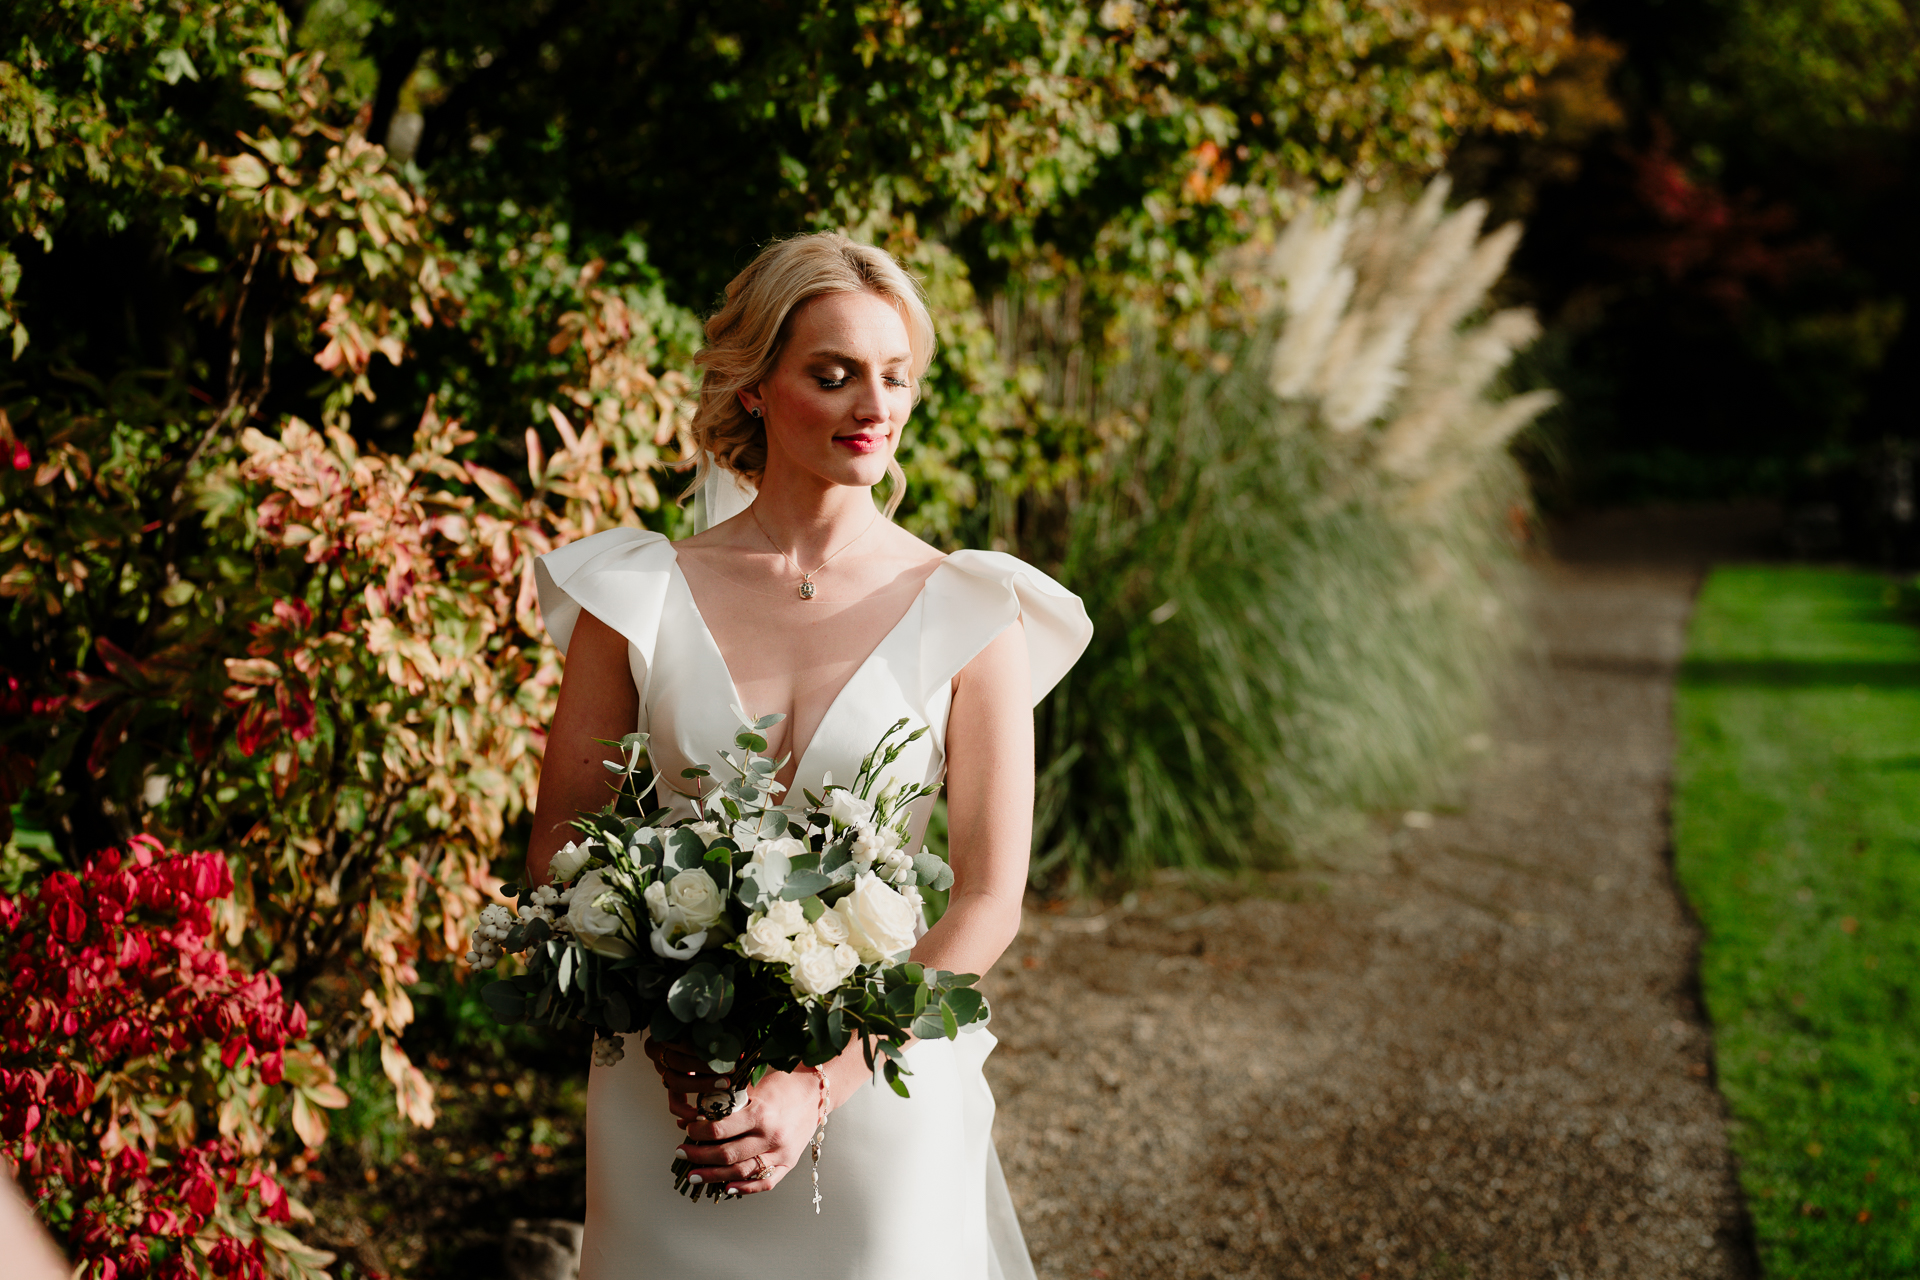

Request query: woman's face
[{"left": 742, "top": 290, "right": 915, "bottom": 494}]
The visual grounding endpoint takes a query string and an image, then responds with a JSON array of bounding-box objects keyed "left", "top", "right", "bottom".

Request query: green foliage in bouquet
[{"left": 466, "top": 718, "right": 983, "bottom": 1201}]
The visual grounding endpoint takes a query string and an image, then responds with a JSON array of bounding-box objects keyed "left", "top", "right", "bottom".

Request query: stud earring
[{"left": 749, "top": 408, "right": 762, "bottom": 418}]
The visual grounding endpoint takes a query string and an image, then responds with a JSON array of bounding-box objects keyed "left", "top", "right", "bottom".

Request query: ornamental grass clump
[{"left": 1031, "top": 180, "right": 1551, "bottom": 887}]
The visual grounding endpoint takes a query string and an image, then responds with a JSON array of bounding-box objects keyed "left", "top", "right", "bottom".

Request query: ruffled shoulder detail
[
  {"left": 921, "top": 550, "right": 1093, "bottom": 706},
  {"left": 534, "top": 527, "right": 675, "bottom": 667}
]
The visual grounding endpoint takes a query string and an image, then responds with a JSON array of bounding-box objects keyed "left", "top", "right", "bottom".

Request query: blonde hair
[{"left": 688, "top": 232, "right": 936, "bottom": 518}]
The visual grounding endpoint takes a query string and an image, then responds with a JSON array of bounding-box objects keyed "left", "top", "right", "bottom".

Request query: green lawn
[{"left": 1675, "top": 567, "right": 1920, "bottom": 1277}]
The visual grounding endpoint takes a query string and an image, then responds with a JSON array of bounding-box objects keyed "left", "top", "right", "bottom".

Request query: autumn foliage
[{"left": 0, "top": 837, "right": 342, "bottom": 1280}]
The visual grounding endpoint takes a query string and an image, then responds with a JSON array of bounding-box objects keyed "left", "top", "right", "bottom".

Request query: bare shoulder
[{"left": 874, "top": 519, "right": 947, "bottom": 571}]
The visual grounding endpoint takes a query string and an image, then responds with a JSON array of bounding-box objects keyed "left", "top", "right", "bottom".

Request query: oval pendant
[{"left": 799, "top": 579, "right": 816, "bottom": 600}]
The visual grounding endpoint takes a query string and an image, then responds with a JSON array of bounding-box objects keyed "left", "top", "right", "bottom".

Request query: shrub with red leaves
[{"left": 1, "top": 837, "right": 340, "bottom": 1280}]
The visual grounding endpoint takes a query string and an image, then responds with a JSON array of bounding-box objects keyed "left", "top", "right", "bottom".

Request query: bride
[{"left": 525, "top": 233, "right": 1091, "bottom": 1279}]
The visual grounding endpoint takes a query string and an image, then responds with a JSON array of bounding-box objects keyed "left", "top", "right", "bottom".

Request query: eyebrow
[{"left": 804, "top": 349, "right": 912, "bottom": 367}]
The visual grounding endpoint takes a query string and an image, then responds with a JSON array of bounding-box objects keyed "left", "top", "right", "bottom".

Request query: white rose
[
  {"left": 825, "top": 789, "right": 874, "bottom": 828},
  {"left": 790, "top": 945, "right": 847, "bottom": 997},
  {"left": 569, "top": 870, "right": 637, "bottom": 958},
  {"left": 811, "top": 909, "right": 850, "bottom": 946},
  {"left": 833, "top": 942, "right": 862, "bottom": 980},
  {"left": 755, "top": 835, "right": 805, "bottom": 863},
  {"left": 738, "top": 912, "right": 796, "bottom": 963},
  {"left": 745, "top": 837, "right": 801, "bottom": 895},
  {"left": 788, "top": 927, "right": 822, "bottom": 955},
  {"left": 548, "top": 839, "right": 596, "bottom": 884},
  {"left": 643, "top": 879, "right": 670, "bottom": 925},
  {"left": 763, "top": 898, "right": 808, "bottom": 936},
  {"left": 665, "top": 868, "right": 725, "bottom": 931},
  {"left": 833, "top": 873, "right": 920, "bottom": 964},
  {"left": 689, "top": 820, "right": 723, "bottom": 844}
]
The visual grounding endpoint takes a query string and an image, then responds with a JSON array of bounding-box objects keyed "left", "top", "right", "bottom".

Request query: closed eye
[{"left": 815, "top": 375, "right": 913, "bottom": 389}]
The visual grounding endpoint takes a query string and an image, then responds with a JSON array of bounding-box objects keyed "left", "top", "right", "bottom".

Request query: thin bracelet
[{"left": 809, "top": 1066, "right": 832, "bottom": 1215}]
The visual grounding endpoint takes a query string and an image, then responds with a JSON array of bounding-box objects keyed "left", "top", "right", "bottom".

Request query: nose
[{"left": 851, "top": 371, "right": 890, "bottom": 424}]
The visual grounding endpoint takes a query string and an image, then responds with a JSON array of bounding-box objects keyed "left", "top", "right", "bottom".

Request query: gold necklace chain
[{"left": 749, "top": 504, "right": 881, "bottom": 600}]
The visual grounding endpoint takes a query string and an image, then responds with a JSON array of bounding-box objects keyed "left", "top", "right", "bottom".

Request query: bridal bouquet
[{"left": 466, "top": 715, "right": 989, "bottom": 1200}]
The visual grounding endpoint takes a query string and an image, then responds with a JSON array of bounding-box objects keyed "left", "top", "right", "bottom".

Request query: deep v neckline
[{"left": 666, "top": 551, "right": 942, "bottom": 788}]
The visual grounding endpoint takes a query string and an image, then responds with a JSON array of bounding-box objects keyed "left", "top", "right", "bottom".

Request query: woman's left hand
[{"left": 669, "top": 1067, "right": 823, "bottom": 1195}]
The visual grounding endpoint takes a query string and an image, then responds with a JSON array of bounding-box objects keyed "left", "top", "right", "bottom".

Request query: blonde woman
[{"left": 528, "top": 233, "right": 1091, "bottom": 1278}]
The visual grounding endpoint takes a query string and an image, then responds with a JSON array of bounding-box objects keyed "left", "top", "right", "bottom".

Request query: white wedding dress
[{"left": 536, "top": 525, "right": 1092, "bottom": 1280}]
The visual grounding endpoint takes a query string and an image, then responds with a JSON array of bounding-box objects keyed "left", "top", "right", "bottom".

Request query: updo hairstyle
[{"left": 689, "top": 232, "right": 936, "bottom": 518}]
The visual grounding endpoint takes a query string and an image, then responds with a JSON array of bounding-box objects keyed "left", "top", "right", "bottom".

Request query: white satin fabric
[{"left": 535, "top": 525, "right": 1092, "bottom": 1280}]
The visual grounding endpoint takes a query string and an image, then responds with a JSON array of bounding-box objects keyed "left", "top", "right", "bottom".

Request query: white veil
[{"left": 689, "top": 453, "right": 757, "bottom": 535}]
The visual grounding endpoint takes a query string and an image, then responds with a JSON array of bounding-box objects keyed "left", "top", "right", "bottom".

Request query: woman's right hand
[{"left": 666, "top": 1066, "right": 826, "bottom": 1196}]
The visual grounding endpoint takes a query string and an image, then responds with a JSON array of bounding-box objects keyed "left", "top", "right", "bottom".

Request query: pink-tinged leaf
[
  {"left": 524, "top": 427, "right": 546, "bottom": 485},
  {"left": 236, "top": 698, "right": 280, "bottom": 758},
  {"left": 224, "top": 657, "right": 281, "bottom": 686},
  {"left": 94, "top": 637, "right": 147, "bottom": 682},
  {"left": 273, "top": 599, "right": 315, "bottom": 630},
  {"left": 464, "top": 463, "right": 522, "bottom": 508},
  {"left": 221, "top": 153, "right": 271, "bottom": 189},
  {"left": 547, "top": 404, "right": 582, "bottom": 454},
  {"left": 290, "top": 1092, "right": 328, "bottom": 1149}
]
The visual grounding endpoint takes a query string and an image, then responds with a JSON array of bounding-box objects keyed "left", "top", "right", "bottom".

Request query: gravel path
[{"left": 986, "top": 527, "right": 1771, "bottom": 1280}]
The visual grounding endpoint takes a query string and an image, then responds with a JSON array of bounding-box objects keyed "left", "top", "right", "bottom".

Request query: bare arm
[
  {"left": 526, "top": 609, "right": 639, "bottom": 886},
  {"left": 911, "top": 617, "right": 1032, "bottom": 979},
  {"left": 0, "top": 1173, "right": 66, "bottom": 1280}
]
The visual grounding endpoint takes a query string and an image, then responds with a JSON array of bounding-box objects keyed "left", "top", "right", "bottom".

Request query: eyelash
[{"left": 817, "top": 377, "right": 911, "bottom": 389}]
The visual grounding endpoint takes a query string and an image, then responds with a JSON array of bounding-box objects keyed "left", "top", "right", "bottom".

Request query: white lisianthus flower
[
  {"left": 811, "top": 909, "right": 851, "bottom": 946},
  {"left": 739, "top": 912, "right": 798, "bottom": 963},
  {"left": 665, "top": 868, "right": 725, "bottom": 931},
  {"left": 790, "top": 945, "right": 847, "bottom": 997},
  {"left": 548, "top": 840, "right": 596, "bottom": 884},
  {"left": 826, "top": 789, "right": 874, "bottom": 828},
  {"left": 763, "top": 898, "right": 808, "bottom": 936},
  {"left": 643, "top": 879, "right": 670, "bottom": 925},
  {"left": 570, "top": 870, "right": 637, "bottom": 958},
  {"left": 833, "top": 873, "right": 920, "bottom": 964},
  {"left": 650, "top": 924, "right": 707, "bottom": 960}
]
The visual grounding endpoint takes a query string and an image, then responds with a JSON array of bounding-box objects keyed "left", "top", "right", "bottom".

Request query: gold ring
[{"left": 750, "top": 1153, "right": 770, "bottom": 1178}]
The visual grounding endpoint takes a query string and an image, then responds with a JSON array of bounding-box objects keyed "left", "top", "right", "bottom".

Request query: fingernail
[
  {"left": 676, "top": 1148, "right": 689, "bottom": 1159},
  {"left": 726, "top": 1186, "right": 741, "bottom": 1196},
  {"left": 687, "top": 1174, "right": 703, "bottom": 1184}
]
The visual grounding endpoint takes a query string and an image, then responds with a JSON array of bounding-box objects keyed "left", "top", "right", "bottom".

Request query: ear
[{"left": 736, "top": 386, "right": 764, "bottom": 418}]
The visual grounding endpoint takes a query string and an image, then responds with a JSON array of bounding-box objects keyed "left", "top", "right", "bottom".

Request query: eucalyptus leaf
[
  {"left": 480, "top": 981, "right": 526, "bottom": 1024},
  {"left": 943, "top": 986, "right": 986, "bottom": 1026},
  {"left": 780, "top": 869, "right": 835, "bottom": 900},
  {"left": 912, "top": 851, "right": 955, "bottom": 891}
]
